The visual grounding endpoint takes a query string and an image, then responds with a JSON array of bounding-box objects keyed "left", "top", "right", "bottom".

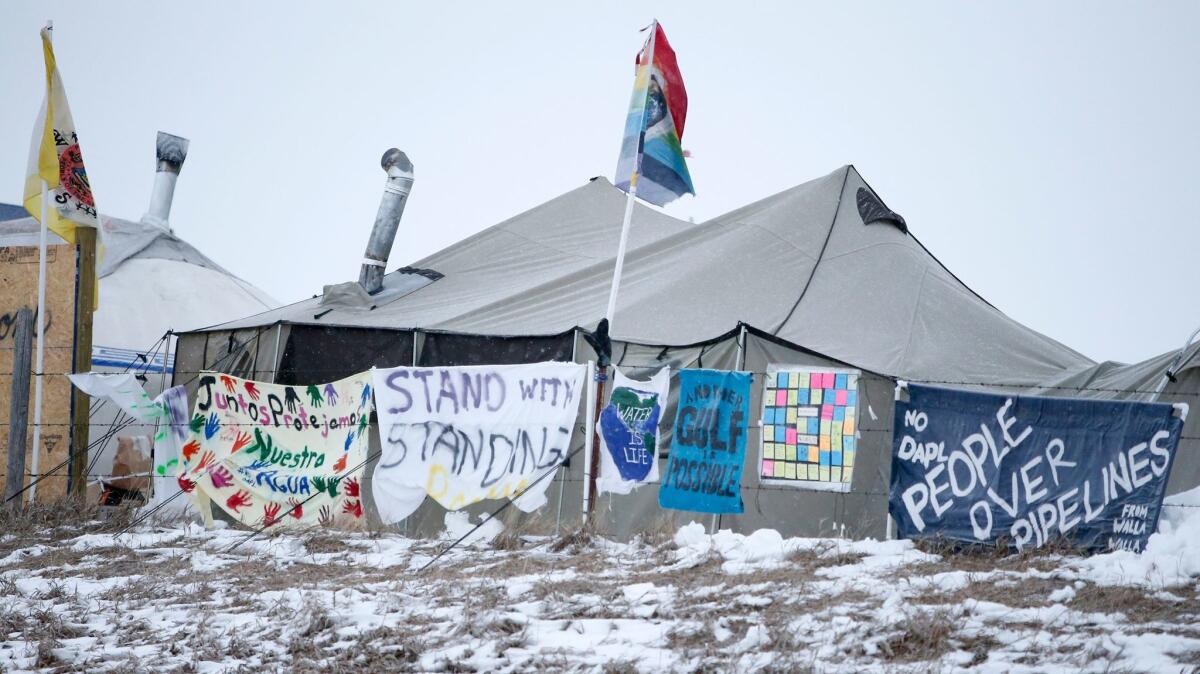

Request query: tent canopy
[{"left": 192, "top": 166, "right": 1094, "bottom": 385}]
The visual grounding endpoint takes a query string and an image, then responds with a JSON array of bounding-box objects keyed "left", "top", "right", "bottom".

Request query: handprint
[
  {"left": 341, "top": 499, "right": 363, "bottom": 519},
  {"left": 312, "top": 475, "right": 342, "bottom": 498},
  {"left": 287, "top": 497, "right": 303, "bottom": 520},
  {"left": 189, "top": 413, "right": 205, "bottom": 436},
  {"left": 306, "top": 385, "right": 323, "bottom": 408},
  {"left": 344, "top": 477, "right": 360, "bottom": 498},
  {"left": 245, "top": 382, "right": 261, "bottom": 401},
  {"left": 231, "top": 431, "right": 253, "bottom": 453},
  {"left": 177, "top": 475, "right": 196, "bottom": 493},
  {"left": 181, "top": 439, "right": 200, "bottom": 463},
  {"left": 284, "top": 387, "right": 300, "bottom": 413},
  {"left": 359, "top": 383, "right": 372, "bottom": 410},
  {"left": 343, "top": 431, "right": 355, "bottom": 452},
  {"left": 245, "top": 459, "right": 270, "bottom": 472},
  {"left": 225, "top": 490, "right": 252, "bottom": 513},
  {"left": 191, "top": 451, "right": 215, "bottom": 474},
  {"left": 262, "top": 502, "right": 281, "bottom": 528},
  {"left": 220, "top": 375, "right": 235, "bottom": 393},
  {"left": 318, "top": 505, "right": 334, "bottom": 527},
  {"left": 357, "top": 414, "right": 369, "bottom": 435},
  {"left": 332, "top": 454, "right": 348, "bottom": 473},
  {"left": 209, "top": 465, "right": 234, "bottom": 489},
  {"left": 323, "top": 383, "right": 338, "bottom": 405},
  {"left": 204, "top": 413, "right": 220, "bottom": 440}
]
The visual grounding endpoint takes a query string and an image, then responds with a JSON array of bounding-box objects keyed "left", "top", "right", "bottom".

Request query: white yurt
[{"left": 0, "top": 132, "right": 277, "bottom": 500}]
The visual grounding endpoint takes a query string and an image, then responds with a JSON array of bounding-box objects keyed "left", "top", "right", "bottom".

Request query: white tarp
[
  {"left": 67, "top": 373, "right": 191, "bottom": 509},
  {"left": 597, "top": 367, "right": 669, "bottom": 495},
  {"left": 371, "top": 361, "right": 587, "bottom": 523}
]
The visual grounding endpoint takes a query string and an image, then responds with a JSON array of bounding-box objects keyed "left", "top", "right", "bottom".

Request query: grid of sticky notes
[{"left": 760, "top": 370, "right": 858, "bottom": 486}]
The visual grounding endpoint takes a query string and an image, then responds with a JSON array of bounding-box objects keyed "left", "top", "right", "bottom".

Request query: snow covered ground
[{"left": 1, "top": 490, "right": 1198, "bottom": 673}]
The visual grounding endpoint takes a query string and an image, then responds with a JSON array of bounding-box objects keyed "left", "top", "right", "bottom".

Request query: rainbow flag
[{"left": 614, "top": 21, "right": 694, "bottom": 207}]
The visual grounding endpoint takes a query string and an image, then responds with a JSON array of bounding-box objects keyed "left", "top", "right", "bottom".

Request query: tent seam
[
  {"left": 897, "top": 266, "right": 932, "bottom": 378},
  {"left": 770, "top": 166, "right": 851, "bottom": 335}
]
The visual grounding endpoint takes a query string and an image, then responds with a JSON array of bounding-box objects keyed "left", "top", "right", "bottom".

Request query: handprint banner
[{"left": 181, "top": 371, "right": 373, "bottom": 529}]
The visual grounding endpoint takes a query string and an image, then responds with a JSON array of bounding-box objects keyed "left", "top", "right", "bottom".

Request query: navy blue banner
[
  {"left": 659, "top": 369, "right": 751, "bottom": 514},
  {"left": 890, "top": 384, "right": 1184, "bottom": 553}
]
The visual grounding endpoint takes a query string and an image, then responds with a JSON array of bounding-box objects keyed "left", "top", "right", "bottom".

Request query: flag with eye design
[
  {"left": 182, "top": 371, "right": 373, "bottom": 529},
  {"left": 614, "top": 20, "right": 694, "bottom": 206}
]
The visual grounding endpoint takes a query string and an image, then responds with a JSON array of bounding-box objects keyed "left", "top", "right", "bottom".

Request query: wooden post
[
  {"left": 585, "top": 365, "right": 607, "bottom": 524},
  {"left": 69, "top": 226, "right": 98, "bottom": 497},
  {"left": 5, "top": 309, "right": 34, "bottom": 504}
]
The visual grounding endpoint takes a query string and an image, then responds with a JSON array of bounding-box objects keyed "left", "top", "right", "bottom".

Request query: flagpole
[
  {"left": 604, "top": 183, "right": 638, "bottom": 323},
  {"left": 30, "top": 181, "right": 49, "bottom": 503},
  {"left": 588, "top": 21, "right": 658, "bottom": 521},
  {"left": 603, "top": 20, "right": 657, "bottom": 326}
]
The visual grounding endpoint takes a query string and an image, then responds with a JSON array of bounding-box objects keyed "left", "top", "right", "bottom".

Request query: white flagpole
[
  {"left": 588, "top": 22, "right": 658, "bottom": 521},
  {"left": 30, "top": 181, "right": 49, "bottom": 503},
  {"left": 29, "top": 20, "right": 53, "bottom": 503},
  {"left": 603, "top": 20, "right": 658, "bottom": 326}
]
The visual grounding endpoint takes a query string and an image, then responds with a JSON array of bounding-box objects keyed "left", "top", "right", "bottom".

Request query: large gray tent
[{"left": 173, "top": 166, "right": 1199, "bottom": 538}]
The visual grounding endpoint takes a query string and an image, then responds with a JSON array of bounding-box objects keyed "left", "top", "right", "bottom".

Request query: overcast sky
[{"left": 2, "top": 2, "right": 1197, "bottom": 365}]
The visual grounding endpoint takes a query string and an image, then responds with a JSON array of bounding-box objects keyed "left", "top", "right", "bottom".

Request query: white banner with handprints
[
  {"left": 371, "top": 361, "right": 586, "bottom": 523},
  {"left": 183, "top": 371, "right": 373, "bottom": 529}
]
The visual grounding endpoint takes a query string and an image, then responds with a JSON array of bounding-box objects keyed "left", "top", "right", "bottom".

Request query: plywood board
[{"left": 0, "top": 244, "right": 77, "bottom": 501}]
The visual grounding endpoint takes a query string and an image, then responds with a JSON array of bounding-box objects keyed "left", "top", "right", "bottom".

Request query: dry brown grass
[
  {"left": 878, "top": 608, "right": 960, "bottom": 663},
  {"left": 302, "top": 532, "right": 351, "bottom": 555},
  {"left": 909, "top": 537, "right": 1073, "bottom": 575},
  {"left": 548, "top": 520, "right": 598, "bottom": 553},
  {"left": 0, "top": 498, "right": 136, "bottom": 542},
  {"left": 1070, "top": 583, "right": 1199, "bottom": 624},
  {"left": 910, "top": 574, "right": 1068, "bottom": 609}
]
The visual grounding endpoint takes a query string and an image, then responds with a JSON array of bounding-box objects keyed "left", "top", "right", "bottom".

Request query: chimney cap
[
  {"left": 156, "top": 132, "right": 190, "bottom": 172},
  {"left": 381, "top": 148, "right": 413, "bottom": 174}
]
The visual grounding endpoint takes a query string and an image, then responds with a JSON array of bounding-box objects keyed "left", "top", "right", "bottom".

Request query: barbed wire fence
[{"left": 2, "top": 324, "right": 1198, "bottom": 527}]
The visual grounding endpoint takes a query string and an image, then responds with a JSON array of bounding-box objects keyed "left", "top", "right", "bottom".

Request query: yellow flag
[{"left": 22, "top": 23, "right": 98, "bottom": 244}]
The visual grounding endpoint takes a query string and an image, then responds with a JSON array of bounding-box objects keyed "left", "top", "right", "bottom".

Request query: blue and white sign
[
  {"left": 890, "top": 383, "right": 1186, "bottom": 553},
  {"left": 597, "top": 367, "right": 668, "bottom": 495},
  {"left": 659, "top": 369, "right": 751, "bottom": 515}
]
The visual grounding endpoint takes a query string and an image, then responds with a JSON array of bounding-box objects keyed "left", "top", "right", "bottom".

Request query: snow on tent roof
[
  {"left": 0, "top": 208, "right": 276, "bottom": 350},
  {"left": 0, "top": 211, "right": 233, "bottom": 278},
  {"left": 196, "top": 166, "right": 1095, "bottom": 384}
]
